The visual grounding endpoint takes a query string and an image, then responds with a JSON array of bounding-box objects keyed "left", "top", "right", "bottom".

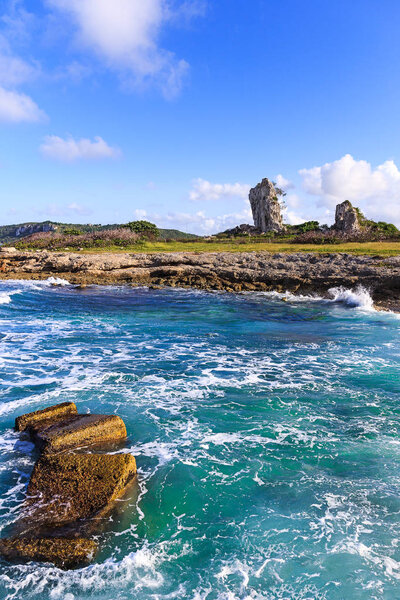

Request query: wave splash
[
  {"left": 261, "top": 285, "right": 375, "bottom": 310},
  {"left": 0, "top": 277, "right": 71, "bottom": 306},
  {"left": 0, "top": 290, "right": 22, "bottom": 305},
  {"left": 328, "top": 286, "right": 374, "bottom": 310}
]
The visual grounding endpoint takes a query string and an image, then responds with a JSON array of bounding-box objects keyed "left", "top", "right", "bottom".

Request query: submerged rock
[
  {"left": 29, "top": 413, "right": 127, "bottom": 453},
  {"left": 0, "top": 537, "right": 97, "bottom": 570},
  {"left": 15, "top": 401, "right": 77, "bottom": 432},
  {"left": 23, "top": 453, "right": 137, "bottom": 532}
]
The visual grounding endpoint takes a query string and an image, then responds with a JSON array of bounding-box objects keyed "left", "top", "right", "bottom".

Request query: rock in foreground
[
  {"left": 15, "top": 401, "right": 77, "bottom": 432},
  {"left": 0, "top": 537, "right": 97, "bottom": 570},
  {"left": 30, "top": 413, "right": 127, "bottom": 453},
  {"left": 24, "top": 453, "right": 137, "bottom": 532},
  {"left": 1, "top": 403, "right": 136, "bottom": 569}
]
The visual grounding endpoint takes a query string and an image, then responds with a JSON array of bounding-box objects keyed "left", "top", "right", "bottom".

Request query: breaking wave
[
  {"left": 260, "top": 285, "right": 375, "bottom": 311},
  {"left": 328, "top": 285, "right": 374, "bottom": 309},
  {"left": 0, "top": 284, "right": 399, "bottom": 599}
]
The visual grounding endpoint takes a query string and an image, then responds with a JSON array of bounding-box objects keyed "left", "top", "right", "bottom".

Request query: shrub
[
  {"left": 291, "top": 228, "right": 400, "bottom": 244},
  {"left": 126, "top": 220, "right": 159, "bottom": 239},
  {"left": 15, "top": 229, "right": 140, "bottom": 250},
  {"left": 63, "top": 228, "right": 83, "bottom": 236}
]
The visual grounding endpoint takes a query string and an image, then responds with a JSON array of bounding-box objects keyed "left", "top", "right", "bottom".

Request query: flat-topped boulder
[
  {"left": 22, "top": 453, "right": 137, "bottom": 532},
  {"left": 0, "top": 537, "right": 97, "bottom": 570},
  {"left": 15, "top": 401, "right": 77, "bottom": 432},
  {"left": 29, "top": 413, "right": 127, "bottom": 453},
  {"left": 1, "top": 403, "right": 136, "bottom": 569}
]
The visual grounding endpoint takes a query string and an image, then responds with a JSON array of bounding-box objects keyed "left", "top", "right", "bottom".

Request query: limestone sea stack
[
  {"left": 334, "top": 200, "right": 362, "bottom": 234},
  {"left": 249, "top": 178, "right": 286, "bottom": 233},
  {"left": 0, "top": 403, "right": 137, "bottom": 569}
]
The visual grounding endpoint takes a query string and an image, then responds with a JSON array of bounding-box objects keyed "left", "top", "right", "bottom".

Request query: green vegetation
[
  {"left": 63, "top": 228, "right": 83, "bottom": 236},
  {"left": 287, "top": 221, "right": 320, "bottom": 234},
  {"left": 354, "top": 206, "right": 399, "bottom": 235},
  {"left": 78, "top": 239, "right": 400, "bottom": 257},
  {"left": 127, "top": 220, "right": 159, "bottom": 238},
  {"left": 0, "top": 220, "right": 197, "bottom": 246}
]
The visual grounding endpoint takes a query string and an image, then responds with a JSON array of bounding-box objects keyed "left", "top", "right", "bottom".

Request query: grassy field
[{"left": 79, "top": 240, "right": 400, "bottom": 256}]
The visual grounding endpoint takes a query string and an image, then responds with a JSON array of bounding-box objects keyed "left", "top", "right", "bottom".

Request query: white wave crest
[
  {"left": 41, "top": 277, "right": 71, "bottom": 287},
  {"left": 0, "top": 289, "right": 22, "bottom": 305},
  {"left": 328, "top": 286, "right": 374, "bottom": 310},
  {"left": 258, "top": 286, "right": 375, "bottom": 311},
  {"left": 0, "top": 293, "right": 11, "bottom": 305}
]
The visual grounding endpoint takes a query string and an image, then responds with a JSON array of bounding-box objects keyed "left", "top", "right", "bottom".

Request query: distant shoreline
[{"left": 0, "top": 249, "right": 399, "bottom": 313}]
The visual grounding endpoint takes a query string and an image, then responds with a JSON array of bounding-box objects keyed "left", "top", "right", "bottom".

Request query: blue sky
[{"left": 0, "top": 0, "right": 400, "bottom": 234}]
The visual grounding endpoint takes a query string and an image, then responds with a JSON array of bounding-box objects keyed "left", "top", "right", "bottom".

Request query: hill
[{"left": 0, "top": 221, "right": 198, "bottom": 245}]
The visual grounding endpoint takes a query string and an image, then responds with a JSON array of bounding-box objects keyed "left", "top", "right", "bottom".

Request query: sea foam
[{"left": 328, "top": 285, "right": 374, "bottom": 310}]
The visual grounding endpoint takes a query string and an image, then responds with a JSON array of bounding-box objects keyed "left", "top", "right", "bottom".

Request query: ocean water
[{"left": 0, "top": 280, "right": 399, "bottom": 600}]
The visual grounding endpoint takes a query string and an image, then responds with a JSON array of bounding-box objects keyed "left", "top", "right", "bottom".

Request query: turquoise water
[{"left": 0, "top": 280, "right": 400, "bottom": 600}]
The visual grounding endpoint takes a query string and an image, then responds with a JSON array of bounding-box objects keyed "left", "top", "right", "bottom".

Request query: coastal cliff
[{"left": 0, "top": 249, "right": 399, "bottom": 311}]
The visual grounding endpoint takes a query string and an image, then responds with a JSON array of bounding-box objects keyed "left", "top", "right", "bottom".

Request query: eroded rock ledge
[
  {"left": 0, "top": 249, "right": 399, "bottom": 311},
  {"left": 0, "top": 402, "right": 136, "bottom": 569}
]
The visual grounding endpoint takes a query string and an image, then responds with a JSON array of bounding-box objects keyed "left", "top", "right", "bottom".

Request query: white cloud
[
  {"left": 275, "top": 174, "right": 294, "bottom": 191},
  {"left": 34, "top": 202, "right": 93, "bottom": 218},
  {"left": 299, "top": 154, "right": 400, "bottom": 224},
  {"left": 0, "top": 44, "right": 38, "bottom": 87},
  {"left": 0, "top": 86, "right": 46, "bottom": 122},
  {"left": 0, "top": 12, "right": 44, "bottom": 123},
  {"left": 189, "top": 178, "right": 250, "bottom": 202},
  {"left": 47, "top": 0, "right": 201, "bottom": 98},
  {"left": 133, "top": 207, "right": 253, "bottom": 235},
  {"left": 134, "top": 209, "right": 148, "bottom": 219},
  {"left": 40, "top": 135, "right": 121, "bottom": 162},
  {"left": 67, "top": 202, "right": 92, "bottom": 216}
]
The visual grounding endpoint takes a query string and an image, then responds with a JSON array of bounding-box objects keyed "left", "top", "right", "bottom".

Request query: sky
[{"left": 0, "top": 0, "right": 400, "bottom": 234}]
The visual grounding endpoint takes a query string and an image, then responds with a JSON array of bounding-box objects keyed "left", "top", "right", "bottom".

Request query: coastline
[{"left": 0, "top": 249, "right": 399, "bottom": 312}]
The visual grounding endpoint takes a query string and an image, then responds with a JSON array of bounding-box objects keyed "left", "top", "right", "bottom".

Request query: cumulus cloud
[
  {"left": 132, "top": 207, "right": 253, "bottom": 235},
  {"left": 0, "top": 86, "right": 46, "bottom": 122},
  {"left": 0, "top": 39, "right": 38, "bottom": 86},
  {"left": 0, "top": 9, "right": 44, "bottom": 123},
  {"left": 47, "top": 0, "right": 201, "bottom": 98},
  {"left": 189, "top": 178, "right": 250, "bottom": 202},
  {"left": 40, "top": 135, "right": 121, "bottom": 162},
  {"left": 275, "top": 174, "right": 294, "bottom": 191},
  {"left": 299, "top": 154, "right": 400, "bottom": 223}
]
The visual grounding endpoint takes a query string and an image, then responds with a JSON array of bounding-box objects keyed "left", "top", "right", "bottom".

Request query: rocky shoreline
[{"left": 0, "top": 249, "right": 399, "bottom": 311}]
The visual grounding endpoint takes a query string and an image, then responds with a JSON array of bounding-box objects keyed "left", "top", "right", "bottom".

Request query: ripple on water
[{"left": 0, "top": 284, "right": 399, "bottom": 599}]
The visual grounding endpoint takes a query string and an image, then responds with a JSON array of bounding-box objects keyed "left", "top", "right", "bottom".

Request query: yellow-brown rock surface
[
  {"left": 30, "top": 413, "right": 127, "bottom": 453},
  {"left": 15, "top": 402, "right": 77, "bottom": 432},
  {"left": 24, "top": 452, "right": 137, "bottom": 531},
  {"left": 0, "top": 537, "right": 97, "bottom": 569}
]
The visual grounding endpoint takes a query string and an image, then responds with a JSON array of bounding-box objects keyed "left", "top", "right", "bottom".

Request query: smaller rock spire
[{"left": 334, "top": 200, "right": 362, "bottom": 234}]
